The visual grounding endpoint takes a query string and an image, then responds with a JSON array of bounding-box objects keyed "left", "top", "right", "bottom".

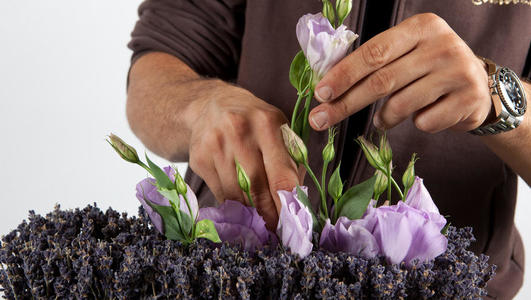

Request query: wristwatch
[{"left": 470, "top": 57, "right": 527, "bottom": 135}]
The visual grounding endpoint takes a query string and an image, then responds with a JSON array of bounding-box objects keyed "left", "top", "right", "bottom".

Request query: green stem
[
  {"left": 291, "top": 92, "right": 304, "bottom": 130},
  {"left": 182, "top": 194, "right": 195, "bottom": 237},
  {"left": 386, "top": 164, "right": 392, "bottom": 201},
  {"left": 301, "top": 90, "right": 314, "bottom": 143},
  {"left": 137, "top": 161, "right": 153, "bottom": 176},
  {"left": 321, "top": 161, "right": 329, "bottom": 217},
  {"left": 303, "top": 161, "right": 327, "bottom": 218},
  {"left": 245, "top": 190, "right": 255, "bottom": 208},
  {"left": 391, "top": 177, "right": 404, "bottom": 199}
]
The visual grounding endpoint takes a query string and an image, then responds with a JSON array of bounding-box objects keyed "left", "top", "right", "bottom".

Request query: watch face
[{"left": 497, "top": 68, "right": 527, "bottom": 116}]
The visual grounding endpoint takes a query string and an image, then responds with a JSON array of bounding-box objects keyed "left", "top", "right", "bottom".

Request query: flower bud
[
  {"left": 107, "top": 133, "right": 139, "bottom": 163},
  {"left": 356, "top": 136, "right": 385, "bottom": 171},
  {"left": 335, "top": 0, "right": 353, "bottom": 25},
  {"left": 174, "top": 169, "right": 188, "bottom": 196},
  {"left": 402, "top": 153, "right": 418, "bottom": 194},
  {"left": 235, "top": 160, "right": 251, "bottom": 194},
  {"left": 378, "top": 132, "right": 392, "bottom": 165},
  {"left": 322, "top": 127, "right": 337, "bottom": 163},
  {"left": 322, "top": 0, "right": 335, "bottom": 26},
  {"left": 322, "top": 143, "right": 335, "bottom": 164},
  {"left": 373, "top": 169, "right": 388, "bottom": 200},
  {"left": 281, "top": 124, "right": 308, "bottom": 164}
]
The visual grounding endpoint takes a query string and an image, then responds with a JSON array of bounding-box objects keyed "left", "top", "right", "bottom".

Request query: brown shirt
[{"left": 129, "top": 1, "right": 531, "bottom": 299}]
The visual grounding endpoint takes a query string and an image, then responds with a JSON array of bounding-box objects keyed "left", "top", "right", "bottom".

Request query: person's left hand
[{"left": 309, "top": 13, "right": 491, "bottom": 133}]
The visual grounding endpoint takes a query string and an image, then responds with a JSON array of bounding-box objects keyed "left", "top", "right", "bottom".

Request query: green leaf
[
  {"left": 296, "top": 186, "right": 318, "bottom": 230},
  {"left": 145, "top": 154, "right": 174, "bottom": 190},
  {"left": 289, "top": 51, "right": 308, "bottom": 92},
  {"left": 144, "top": 199, "right": 187, "bottom": 241},
  {"left": 178, "top": 209, "right": 193, "bottom": 238},
  {"left": 335, "top": 175, "right": 377, "bottom": 220},
  {"left": 441, "top": 221, "right": 451, "bottom": 235},
  {"left": 158, "top": 188, "right": 181, "bottom": 204},
  {"left": 194, "top": 219, "right": 221, "bottom": 243},
  {"left": 328, "top": 164, "right": 343, "bottom": 202}
]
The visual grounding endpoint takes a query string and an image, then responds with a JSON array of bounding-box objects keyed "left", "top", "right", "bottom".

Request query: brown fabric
[{"left": 129, "top": 1, "right": 531, "bottom": 299}]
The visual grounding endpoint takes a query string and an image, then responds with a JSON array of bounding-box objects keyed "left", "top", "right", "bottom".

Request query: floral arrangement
[{"left": 0, "top": 1, "right": 495, "bottom": 299}]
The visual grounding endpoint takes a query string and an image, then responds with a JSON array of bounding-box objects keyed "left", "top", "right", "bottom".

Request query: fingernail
[
  {"left": 373, "top": 114, "right": 384, "bottom": 130},
  {"left": 311, "top": 111, "right": 328, "bottom": 129},
  {"left": 315, "top": 86, "right": 333, "bottom": 102}
]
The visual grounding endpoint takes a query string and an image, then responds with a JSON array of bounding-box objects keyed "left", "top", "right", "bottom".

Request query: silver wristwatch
[{"left": 470, "top": 57, "right": 527, "bottom": 135}]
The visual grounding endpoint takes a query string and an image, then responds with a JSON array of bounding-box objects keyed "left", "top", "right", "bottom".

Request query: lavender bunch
[{"left": 0, "top": 204, "right": 495, "bottom": 299}]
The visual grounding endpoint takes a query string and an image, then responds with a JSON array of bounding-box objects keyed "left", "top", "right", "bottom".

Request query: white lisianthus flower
[{"left": 296, "top": 13, "right": 358, "bottom": 81}]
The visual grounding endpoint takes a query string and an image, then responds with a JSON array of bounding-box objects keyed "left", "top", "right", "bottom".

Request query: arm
[
  {"left": 480, "top": 81, "right": 531, "bottom": 185},
  {"left": 127, "top": 52, "right": 301, "bottom": 228}
]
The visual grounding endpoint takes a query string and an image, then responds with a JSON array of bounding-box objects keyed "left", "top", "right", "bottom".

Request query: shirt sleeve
[{"left": 128, "top": 0, "right": 246, "bottom": 80}]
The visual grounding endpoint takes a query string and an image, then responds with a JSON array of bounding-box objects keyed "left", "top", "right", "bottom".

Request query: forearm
[
  {"left": 480, "top": 81, "right": 531, "bottom": 186},
  {"left": 127, "top": 52, "right": 237, "bottom": 162}
]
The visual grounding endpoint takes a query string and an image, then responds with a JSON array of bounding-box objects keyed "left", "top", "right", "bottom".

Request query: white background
[{"left": 0, "top": 1, "right": 529, "bottom": 298}]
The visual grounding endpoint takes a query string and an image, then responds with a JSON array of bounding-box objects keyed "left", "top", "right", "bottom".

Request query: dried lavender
[{"left": 0, "top": 204, "right": 495, "bottom": 299}]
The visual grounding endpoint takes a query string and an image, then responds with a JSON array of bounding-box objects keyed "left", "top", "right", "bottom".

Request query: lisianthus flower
[
  {"left": 404, "top": 176, "right": 446, "bottom": 228},
  {"left": 198, "top": 200, "right": 276, "bottom": 252},
  {"left": 277, "top": 187, "right": 313, "bottom": 258},
  {"left": 296, "top": 13, "right": 358, "bottom": 80},
  {"left": 360, "top": 178, "right": 447, "bottom": 265},
  {"left": 135, "top": 166, "right": 198, "bottom": 234},
  {"left": 319, "top": 217, "right": 379, "bottom": 258}
]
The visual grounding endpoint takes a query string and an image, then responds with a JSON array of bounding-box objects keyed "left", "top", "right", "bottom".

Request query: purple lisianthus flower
[
  {"left": 198, "top": 200, "right": 277, "bottom": 252},
  {"left": 135, "top": 166, "right": 198, "bottom": 234},
  {"left": 319, "top": 217, "right": 379, "bottom": 258},
  {"left": 277, "top": 187, "right": 313, "bottom": 258},
  {"left": 359, "top": 178, "right": 447, "bottom": 265},
  {"left": 296, "top": 13, "right": 358, "bottom": 79},
  {"left": 404, "top": 176, "right": 446, "bottom": 228}
]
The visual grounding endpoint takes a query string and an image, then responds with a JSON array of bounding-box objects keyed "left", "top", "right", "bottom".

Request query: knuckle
[
  {"left": 361, "top": 42, "right": 389, "bottom": 69},
  {"left": 383, "top": 98, "right": 405, "bottom": 124},
  {"left": 368, "top": 68, "right": 394, "bottom": 97},
  {"left": 414, "top": 115, "right": 437, "bottom": 133},
  {"left": 460, "top": 113, "right": 483, "bottom": 131},
  {"left": 270, "top": 175, "right": 298, "bottom": 192},
  {"left": 255, "top": 109, "right": 285, "bottom": 127},
  {"left": 224, "top": 111, "right": 251, "bottom": 138},
  {"left": 417, "top": 13, "right": 446, "bottom": 29}
]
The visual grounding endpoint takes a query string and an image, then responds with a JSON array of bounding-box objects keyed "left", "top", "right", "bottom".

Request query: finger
[
  {"left": 373, "top": 70, "right": 455, "bottom": 130},
  {"left": 237, "top": 152, "right": 280, "bottom": 231},
  {"left": 189, "top": 154, "right": 225, "bottom": 203},
  {"left": 213, "top": 147, "right": 245, "bottom": 203},
  {"left": 413, "top": 88, "right": 489, "bottom": 134},
  {"left": 257, "top": 123, "right": 301, "bottom": 213},
  {"left": 309, "top": 48, "right": 433, "bottom": 130},
  {"left": 315, "top": 15, "right": 425, "bottom": 102}
]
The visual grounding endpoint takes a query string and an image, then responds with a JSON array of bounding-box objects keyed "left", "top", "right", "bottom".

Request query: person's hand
[
  {"left": 309, "top": 13, "right": 491, "bottom": 133},
  {"left": 187, "top": 86, "right": 300, "bottom": 229}
]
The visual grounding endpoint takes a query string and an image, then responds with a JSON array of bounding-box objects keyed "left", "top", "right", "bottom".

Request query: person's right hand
[{"left": 187, "top": 84, "right": 301, "bottom": 229}]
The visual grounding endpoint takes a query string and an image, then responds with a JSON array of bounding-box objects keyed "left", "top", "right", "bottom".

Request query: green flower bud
[
  {"left": 281, "top": 124, "right": 308, "bottom": 164},
  {"left": 402, "top": 153, "right": 418, "bottom": 195},
  {"left": 356, "top": 136, "right": 385, "bottom": 171},
  {"left": 336, "top": 0, "right": 353, "bottom": 25},
  {"left": 378, "top": 132, "right": 392, "bottom": 165},
  {"left": 322, "top": 143, "right": 335, "bottom": 163},
  {"left": 322, "top": 0, "right": 335, "bottom": 26},
  {"left": 235, "top": 159, "right": 251, "bottom": 194},
  {"left": 373, "top": 169, "right": 388, "bottom": 201},
  {"left": 322, "top": 127, "right": 337, "bottom": 163},
  {"left": 174, "top": 169, "right": 188, "bottom": 196},
  {"left": 107, "top": 133, "right": 139, "bottom": 163}
]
